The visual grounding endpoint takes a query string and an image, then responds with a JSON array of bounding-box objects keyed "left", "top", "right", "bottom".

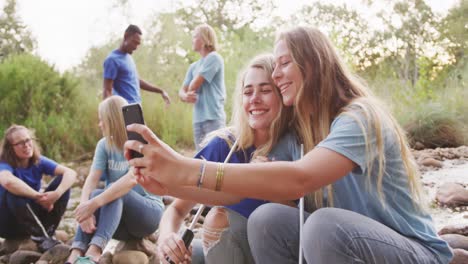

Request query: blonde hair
[
  {"left": 0, "top": 125, "right": 41, "bottom": 167},
  {"left": 277, "top": 26, "right": 423, "bottom": 210},
  {"left": 195, "top": 24, "right": 218, "bottom": 52},
  {"left": 206, "top": 54, "right": 293, "bottom": 158},
  {"left": 99, "top": 96, "right": 128, "bottom": 151}
]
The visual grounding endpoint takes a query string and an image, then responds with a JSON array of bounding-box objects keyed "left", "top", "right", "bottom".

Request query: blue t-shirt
[
  {"left": 92, "top": 138, "right": 163, "bottom": 208},
  {"left": 316, "top": 111, "right": 452, "bottom": 263},
  {"left": 183, "top": 52, "right": 226, "bottom": 124},
  {"left": 0, "top": 156, "right": 58, "bottom": 191},
  {"left": 103, "top": 49, "right": 140, "bottom": 104},
  {"left": 195, "top": 132, "right": 298, "bottom": 218}
]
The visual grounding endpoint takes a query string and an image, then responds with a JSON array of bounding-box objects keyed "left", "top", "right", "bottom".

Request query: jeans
[
  {"left": 247, "top": 204, "right": 446, "bottom": 264},
  {"left": 71, "top": 188, "right": 163, "bottom": 252},
  {"left": 0, "top": 176, "right": 70, "bottom": 239},
  {"left": 193, "top": 119, "right": 225, "bottom": 152},
  {"left": 204, "top": 208, "right": 255, "bottom": 264}
]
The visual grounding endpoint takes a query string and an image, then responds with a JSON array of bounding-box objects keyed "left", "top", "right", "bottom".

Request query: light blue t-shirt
[
  {"left": 269, "top": 130, "right": 301, "bottom": 161},
  {"left": 183, "top": 52, "right": 226, "bottom": 124},
  {"left": 316, "top": 111, "right": 452, "bottom": 263},
  {"left": 103, "top": 49, "right": 141, "bottom": 104},
  {"left": 92, "top": 138, "right": 163, "bottom": 207}
]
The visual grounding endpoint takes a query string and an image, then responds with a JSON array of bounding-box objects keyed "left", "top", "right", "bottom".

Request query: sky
[{"left": 0, "top": 0, "right": 459, "bottom": 72}]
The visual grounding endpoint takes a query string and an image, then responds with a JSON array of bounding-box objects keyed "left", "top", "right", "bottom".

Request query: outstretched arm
[
  {"left": 139, "top": 79, "right": 171, "bottom": 105},
  {"left": 125, "top": 124, "right": 357, "bottom": 201}
]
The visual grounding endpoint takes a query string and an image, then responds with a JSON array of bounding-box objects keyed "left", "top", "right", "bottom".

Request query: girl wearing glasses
[{"left": 0, "top": 125, "right": 76, "bottom": 245}]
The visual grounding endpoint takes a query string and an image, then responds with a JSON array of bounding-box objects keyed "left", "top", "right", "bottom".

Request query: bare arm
[
  {"left": 0, "top": 170, "right": 41, "bottom": 199},
  {"left": 75, "top": 170, "right": 138, "bottom": 222},
  {"left": 103, "top": 78, "right": 114, "bottom": 100},
  {"left": 53, "top": 164, "right": 76, "bottom": 196},
  {"left": 140, "top": 79, "right": 171, "bottom": 105},
  {"left": 178, "top": 85, "right": 197, "bottom": 103},
  {"left": 138, "top": 172, "right": 241, "bottom": 205},
  {"left": 159, "top": 199, "right": 196, "bottom": 239},
  {"left": 187, "top": 75, "right": 205, "bottom": 93},
  {"left": 157, "top": 199, "right": 195, "bottom": 263}
]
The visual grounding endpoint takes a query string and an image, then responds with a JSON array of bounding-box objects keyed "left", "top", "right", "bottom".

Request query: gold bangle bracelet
[{"left": 215, "top": 162, "right": 225, "bottom": 191}]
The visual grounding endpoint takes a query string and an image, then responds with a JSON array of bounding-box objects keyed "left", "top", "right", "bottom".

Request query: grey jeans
[
  {"left": 203, "top": 207, "right": 255, "bottom": 264},
  {"left": 247, "top": 204, "right": 447, "bottom": 264}
]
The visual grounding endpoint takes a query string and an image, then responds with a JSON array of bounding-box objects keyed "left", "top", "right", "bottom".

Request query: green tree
[
  {"left": 0, "top": 54, "right": 98, "bottom": 160},
  {"left": 0, "top": 0, "right": 35, "bottom": 60}
]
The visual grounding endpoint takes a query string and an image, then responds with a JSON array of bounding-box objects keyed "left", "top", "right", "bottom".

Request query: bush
[{"left": 0, "top": 53, "right": 99, "bottom": 160}]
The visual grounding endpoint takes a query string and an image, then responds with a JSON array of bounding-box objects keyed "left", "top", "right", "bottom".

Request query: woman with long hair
[
  {"left": 66, "top": 96, "right": 164, "bottom": 264},
  {"left": 155, "top": 54, "right": 297, "bottom": 264},
  {"left": 0, "top": 125, "right": 76, "bottom": 245},
  {"left": 124, "top": 27, "right": 452, "bottom": 264}
]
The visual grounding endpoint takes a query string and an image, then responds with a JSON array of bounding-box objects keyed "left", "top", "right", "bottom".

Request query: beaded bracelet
[{"left": 197, "top": 156, "right": 207, "bottom": 188}]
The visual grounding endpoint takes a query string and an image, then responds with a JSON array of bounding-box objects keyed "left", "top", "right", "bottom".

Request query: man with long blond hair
[{"left": 179, "top": 24, "right": 226, "bottom": 151}]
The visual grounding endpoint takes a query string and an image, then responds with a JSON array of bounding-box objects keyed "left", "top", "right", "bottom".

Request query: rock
[
  {"left": 440, "top": 234, "right": 468, "bottom": 251},
  {"left": 18, "top": 238, "right": 38, "bottom": 252},
  {"left": 438, "top": 224, "right": 468, "bottom": 236},
  {"left": 436, "top": 182, "right": 468, "bottom": 207},
  {"left": 55, "top": 230, "right": 69, "bottom": 243},
  {"left": 0, "top": 238, "right": 28, "bottom": 256},
  {"left": 114, "top": 238, "right": 156, "bottom": 257},
  {"left": 451, "top": 248, "right": 468, "bottom": 264},
  {"left": 9, "top": 250, "right": 42, "bottom": 264},
  {"left": 0, "top": 254, "right": 10, "bottom": 264},
  {"left": 38, "top": 244, "right": 71, "bottom": 264},
  {"left": 99, "top": 252, "right": 113, "bottom": 264},
  {"left": 421, "top": 157, "right": 443, "bottom": 168},
  {"left": 414, "top": 141, "right": 425, "bottom": 150},
  {"left": 113, "top": 250, "right": 148, "bottom": 264}
]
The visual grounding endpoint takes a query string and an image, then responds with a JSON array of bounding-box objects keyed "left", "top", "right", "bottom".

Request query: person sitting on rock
[
  {"left": 0, "top": 125, "right": 76, "bottom": 249},
  {"left": 66, "top": 96, "right": 164, "bottom": 264}
]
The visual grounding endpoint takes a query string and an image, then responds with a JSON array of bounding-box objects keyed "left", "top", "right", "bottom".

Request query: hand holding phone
[{"left": 122, "top": 103, "right": 147, "bottom": 159}]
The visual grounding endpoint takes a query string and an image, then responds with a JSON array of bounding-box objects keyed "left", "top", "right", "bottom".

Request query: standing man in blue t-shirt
[
  {"left": 103, "top": 24, "right": 171, "bottom": 105},
  {"left": 179, "top": 24, "right": 226, "bottom": 151}
]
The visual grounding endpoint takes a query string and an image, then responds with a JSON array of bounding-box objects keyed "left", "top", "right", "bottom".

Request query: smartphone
[{"left": 122, "top": 103, "right": 148, "bottom": 159}]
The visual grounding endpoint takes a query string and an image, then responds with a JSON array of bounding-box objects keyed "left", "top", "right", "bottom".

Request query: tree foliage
[{"left": 0, "top": 0, "right": 35, "bottom": 60}]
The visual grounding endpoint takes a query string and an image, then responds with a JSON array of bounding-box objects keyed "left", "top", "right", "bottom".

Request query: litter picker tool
[
  {"left": 167, "top": 139, "right": 239, "bottom": 264},
  {"left": 26, "top": 203, "right": 60, "bottom": 252}
]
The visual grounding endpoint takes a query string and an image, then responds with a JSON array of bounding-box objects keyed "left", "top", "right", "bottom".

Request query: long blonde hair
[
  {"left": 99, "top": 96, "right": 128, "bottom": 151},
  {"left": 206, "top": 54, "right": 293, "bottom": 158},
  {"left": 278, "top": 26, "right": 423, "bottom": 210},
  {"left": 0, "top": 125, "right": 41, "bottom": 167}
]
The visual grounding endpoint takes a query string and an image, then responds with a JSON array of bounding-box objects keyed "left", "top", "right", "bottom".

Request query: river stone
[
  {"left": 9, "top": 250, "right": 41, "bottom": 264},
  {"left": 113, "top": 250, "right": 148, "bottom": 264},
  {"left": 38, "top": 244, "right": 71, "bottom": 264}
]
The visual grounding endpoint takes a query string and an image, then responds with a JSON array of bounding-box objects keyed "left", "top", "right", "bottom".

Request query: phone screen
[{"left": 122, "top": 103, "right": 148, "bottom": 158}]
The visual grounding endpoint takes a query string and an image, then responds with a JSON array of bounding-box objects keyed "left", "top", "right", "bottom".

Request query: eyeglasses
[{"left": 12, "top": 138, "right": 35, "bottom": 147}]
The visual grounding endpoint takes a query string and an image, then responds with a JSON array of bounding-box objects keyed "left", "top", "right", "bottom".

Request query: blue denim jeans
[
  {"left": 0, "top": 176, "right": 70, "bottom": 239},
  {"left": 247, "top": 204, "right": 446, "bottom": 264},
  {"left": 71, "top": 188, "right": 163, "bottom": 252},
  {"left": 193, "top": 119, "right": 225, "bottom": 152}
]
